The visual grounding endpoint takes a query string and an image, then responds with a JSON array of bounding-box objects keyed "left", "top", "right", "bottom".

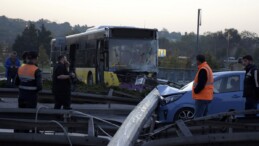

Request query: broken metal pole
[{"left": 108, "top": 88, "right": 160, "bottom": 146}]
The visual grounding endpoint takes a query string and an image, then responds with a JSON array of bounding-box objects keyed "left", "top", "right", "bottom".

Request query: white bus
[{"left": 51, "top": 26, "right": 158, "bottom": 89}]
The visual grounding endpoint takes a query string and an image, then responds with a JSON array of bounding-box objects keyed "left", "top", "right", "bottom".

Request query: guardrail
[
  {"left": 0, "top": 88, "right": 140, "bottom": 104},
  {"left": 0, "top": 108, "right": 117, "bottom": 146},
  {"left": 141, "top": 110, "right": 259, "bottom": 146}
]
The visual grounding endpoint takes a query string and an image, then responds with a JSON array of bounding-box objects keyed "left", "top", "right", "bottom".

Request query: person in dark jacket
[
  {"left": 242, "top": 55, "right": 259, "bottom": 117},
  {"left": 5, "top": 51, "right": 21, "bottom": 87},
  {"left": 52, "top": 55, "right": 75, "bottom": 109},
  {"left": 15, "top": 51, "right": 42, "bottom": 108},
  {"left": 21, "top": 51, "right": 28, "bottom": 65}
]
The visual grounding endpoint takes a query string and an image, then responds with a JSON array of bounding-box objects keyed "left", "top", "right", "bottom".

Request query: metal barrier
[
  {"left": 0, "top": 88, "right": 140, "bottom": 104},
  {"left": 0, "top": 108, "right": 119, "bottom": 146},
  {"left": 108, "top": 88, "right": 160, "bottom": 146},
  {"left": 141, "top": 110, "right": 259, "bottom": 146}
]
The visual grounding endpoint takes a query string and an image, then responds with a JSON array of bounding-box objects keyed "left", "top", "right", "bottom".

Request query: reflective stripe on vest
[
  {"left": 192, "top": 62, "right": 214, "bottom": 101},
  {"left": 19, "top": 85, "right": 37, "bottom": 90}
]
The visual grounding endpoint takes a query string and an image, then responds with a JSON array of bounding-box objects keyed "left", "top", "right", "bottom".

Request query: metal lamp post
[{"left": 196, "top": 9, "right": 202, "bottom": 54}]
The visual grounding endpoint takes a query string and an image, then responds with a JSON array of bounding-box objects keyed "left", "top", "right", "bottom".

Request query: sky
[{"left": 1, "top": 0, "right": 259, "bottom": 35}]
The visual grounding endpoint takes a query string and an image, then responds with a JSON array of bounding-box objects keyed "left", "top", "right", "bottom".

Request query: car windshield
[
  {"left": 180, "top": 75, "right": 218, "bottom": 91},
  {"left": 109, "top": 39, "right": 158, "bottom": 72}
]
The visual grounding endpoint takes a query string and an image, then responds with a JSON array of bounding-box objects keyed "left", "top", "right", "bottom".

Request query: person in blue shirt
[{"left": 4, "top": 51, "right": 21, "bottom": 87}]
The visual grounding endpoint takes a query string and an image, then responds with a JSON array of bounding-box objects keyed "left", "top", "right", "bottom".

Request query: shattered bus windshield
[{"left": 109, "top": 39, "right": 157, "bottom": 72}]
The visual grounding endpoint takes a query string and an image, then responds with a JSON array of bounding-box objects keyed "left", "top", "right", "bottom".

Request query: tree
[
  {"left": 253, "top": 48, "right": 259, "bottom": 66},
  {"left": 0, "top": 43, "right": 3, "bottom": 61},
  {"left": 205, "top": 53, "right": 220, "bottom": 70},
  {"left": 235, "top": 48, "right": 248, "bottom": 59},
  {"left": 38, "top": 24, "right": 52, "bottom": 55},
  {"left": 12, "top": 22, "right": 39, "bottom": 57},
  {"left": 38, "top": 45, "right": 50, "bottom": 70},
  {"left": 240, "top": 31, "right": 258, "bottom": 51},
  {"left": 12, "top": 23, "right": 52, "bottom": 57},
  {"left": 159, "top": 37, "right": 171, "bottom": 49}
]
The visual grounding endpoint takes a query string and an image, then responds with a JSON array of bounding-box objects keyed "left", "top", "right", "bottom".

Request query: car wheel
[
  {"left": 87, "top": 73, "right": 93, "bottom": 86},
  {"left": 174, "top": 108, "right": 194, "bottom": 121}
]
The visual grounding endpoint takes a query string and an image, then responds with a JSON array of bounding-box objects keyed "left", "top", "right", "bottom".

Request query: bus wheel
[{"left": 87, "top": 73, "right": 93, "bottom": 85}]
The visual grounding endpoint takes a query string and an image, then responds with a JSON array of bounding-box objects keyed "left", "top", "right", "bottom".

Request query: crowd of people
[
  {"left": 4, "top": 51, "right": 75, "bottom": 110},
  {"left": 2, "top": 51, "right": 259, "bottom": 119}
]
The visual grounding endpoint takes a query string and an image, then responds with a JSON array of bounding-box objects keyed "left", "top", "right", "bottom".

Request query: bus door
[
  {"left": 69, "top": 44, "right": 78, "bottom": 73},
  {"left": 96, "top": 40, "right": 106, "bottom": 84}
]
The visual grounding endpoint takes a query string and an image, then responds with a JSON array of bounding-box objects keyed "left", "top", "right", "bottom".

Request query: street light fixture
[{"left": 196, "top": 9, "right": 202, "bottom": 54}]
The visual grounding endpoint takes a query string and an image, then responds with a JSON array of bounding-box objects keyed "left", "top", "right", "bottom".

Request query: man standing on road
[
  {"left": 242, "top": 55, "right": 259, "bottom": 117},
  {"left": 192, "top": 54, "right": 214, "bottom": 118},
  {"left": 5, "top": 51, "right": 21, "bottom": 87},
  {"left": 15, "top": 51, "right": 42, "bottom": 108},
  {"left": 52, "top": 55, "right": 74, "bottom": 109}
]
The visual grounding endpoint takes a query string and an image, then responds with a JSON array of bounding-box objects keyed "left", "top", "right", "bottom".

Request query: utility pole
[
  {"left": 227, "top": 32, "right": 230, "bottom": 64},
  {"left": 196, "top": 9, "right": 201, "bottom": 54}
]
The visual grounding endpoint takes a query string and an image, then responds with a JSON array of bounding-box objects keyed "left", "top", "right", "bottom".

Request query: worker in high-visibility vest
[
  {"left": 192, "top": 54, "right": 214, "bottom": 118},
  {"left": 15, "top": 51, "right": 42, "bottom": 108}
]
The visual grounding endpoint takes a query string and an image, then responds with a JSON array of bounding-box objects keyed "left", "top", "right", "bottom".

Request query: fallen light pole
[{"left": 108, "top": 88, "right": 161, "bottom": 146}]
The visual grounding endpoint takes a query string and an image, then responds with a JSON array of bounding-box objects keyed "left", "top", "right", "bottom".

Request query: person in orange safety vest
[
  {"left": 15, "top": 51, "right": 42, "bottom": 108},
  {"left": 192, "top": 54, "right": 214, "bottom": 118}
]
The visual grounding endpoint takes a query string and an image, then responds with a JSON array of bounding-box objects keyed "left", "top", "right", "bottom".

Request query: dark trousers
[
  {"left": 54, "top": 93, "right": 71, "bottom": 109},
  {"left": 18, "top": 98, "right": 37, "bottom": 108},
  {"left": 7, "top": 75, "right": 16, "bottom": 87},
  {"left": 194, "top": 100, "right": 211, "bottom": 118},
  {"left": 245, "top": 97, "right": 258, "bottom": 117},
  {"left": 14, "top": 97, "right": 37, "bottom": 133}
]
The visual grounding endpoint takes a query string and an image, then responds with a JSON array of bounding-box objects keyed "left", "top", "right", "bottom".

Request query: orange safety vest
[
  {"left": 18, "top": 64, "right": 38, "bottom": 90},
  {"left": 192, "top": 62, "right": 214, "bottom": 100}
]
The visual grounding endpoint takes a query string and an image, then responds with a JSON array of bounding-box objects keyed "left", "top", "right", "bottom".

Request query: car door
[{"left": 209, "top": 74, "right": 245, "bottom": 114}]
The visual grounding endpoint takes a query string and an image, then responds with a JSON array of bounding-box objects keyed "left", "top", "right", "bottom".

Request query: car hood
[{"left": 156, "top": 85, "right": 181, "bottom": 96}]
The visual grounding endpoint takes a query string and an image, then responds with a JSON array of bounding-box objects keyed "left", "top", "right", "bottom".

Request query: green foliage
[
  {"left": 0, "top": 43, "right": 3, "bottom": 61},
  {"left": 159, "top": 28, "right": 181, "bottom": 41},
  {"left": 204, "top": 53, "right": 221, "bottom": 70},
  {"left": 2, "top": 16, "right": 259, "bottom": 71},
  {"left": 38, "top": 24, "right": 52, "bottom": 55},
  {"left": 253, "top": 48, "right": 259, "bottom": 66},
  {"left": 38, "top": 45, "right": 50, "bottom": 69},
  {"left": 12, "top": 23, "right": 39, "bottom": 56},
  {"left": 41, "top": 79, "right": 147, "bottom": 98},
  {"left": 0, "top": 80, "right": 6, "bottom": 87},
  {"left": 0, "top": 66, "right": 5, "bottom": 73},
  {"left": 66, "top": 24, "right": 89, "bottom": 35},
  {"left": 0, "top": 16, "right": 27, "bottom": 44},
  {"left": 0, "top": 16, "right": 89, "bottom": 47},
  {"left": 12, "top": 23, "right": 52, "bottom": 57},
  {"left": 159, "top": 28, "right": 259, "bottom": 70},
  {"left": 235, "top": 48, "right": 248, "bottom": 59}
]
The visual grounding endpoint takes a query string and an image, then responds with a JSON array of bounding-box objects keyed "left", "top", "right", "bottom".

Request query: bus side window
[{"left": 86, "top": 40, "right": 96, "bottom": 67}]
